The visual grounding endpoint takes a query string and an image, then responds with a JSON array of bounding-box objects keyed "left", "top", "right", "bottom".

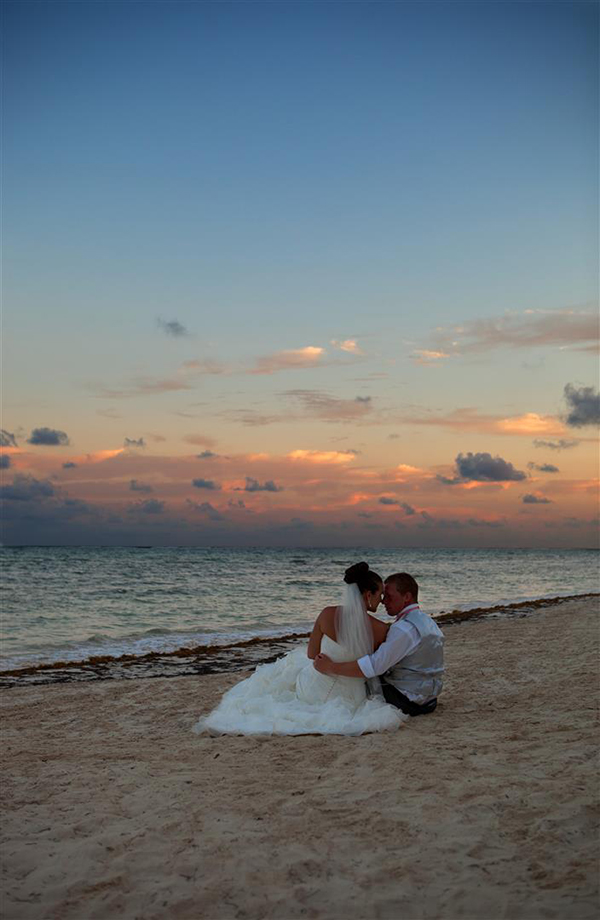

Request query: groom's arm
[
  {"left": 313, "top": 655, "right": 364, "bottom": 678},
  {"left": 314, "top": 622, "right": 420, "bottom": 679}
]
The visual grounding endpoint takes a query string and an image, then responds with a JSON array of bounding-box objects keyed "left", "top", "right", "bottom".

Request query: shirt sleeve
[{"left": 357, "top": 621, "right": 421, "bottom": 679}]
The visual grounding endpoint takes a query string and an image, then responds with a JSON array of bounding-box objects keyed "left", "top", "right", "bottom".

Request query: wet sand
[{"left": 1, "top": 596, "right": 599, "bottom": 920}]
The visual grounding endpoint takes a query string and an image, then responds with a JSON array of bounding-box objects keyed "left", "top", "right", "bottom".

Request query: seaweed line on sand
[{"left": 1, "top": 593, "right": 598, "bottom": 689}]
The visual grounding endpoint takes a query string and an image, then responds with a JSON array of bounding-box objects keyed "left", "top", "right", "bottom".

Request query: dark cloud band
[{"left": 27, "top": 428, "right": 70, "bottom": 446}]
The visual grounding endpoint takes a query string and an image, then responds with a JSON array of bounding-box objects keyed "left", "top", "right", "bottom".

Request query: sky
[{"left": 2, "top": 0, "right": 599, "bottom": 547}]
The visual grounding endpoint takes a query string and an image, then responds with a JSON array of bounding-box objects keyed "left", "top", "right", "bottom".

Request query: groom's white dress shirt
[{"left": 357, "top": 603, "right": 422, "bottom": 700}]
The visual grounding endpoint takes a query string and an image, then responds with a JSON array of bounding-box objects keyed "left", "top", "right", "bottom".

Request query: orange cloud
[
  {"left": 287, "top": 449, "right": 357, "bottom": 465},
  {"left": 396, "top": 464, "right": 424, "bottom": 475},
  {"left": 398, "top": 407, "right": 567, "bottom": 438},
  {"left": 251, "top": 346, "right": 325, "bottom": 375},
  {"left": 345, "top": 492, "right": 373, "bottom": 505},
  {"left": 66, "top": 449, "right": 125, "bottom": 465},
  {"left": 570, "top": 478, "right": 600, "bottom": 493},
  {"left": 496, "top": 413, "right": 566, "bottom": 436},
  {"left": 399, "top": 407, "right": 502, "bottom": 432},
  {"left": 411, "top": 349, "right": 451, "bottom": 365}
]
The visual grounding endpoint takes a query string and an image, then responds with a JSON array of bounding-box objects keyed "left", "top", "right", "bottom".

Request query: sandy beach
[{"left": 1, "top": 596, "right": 598, "bottom": 920}]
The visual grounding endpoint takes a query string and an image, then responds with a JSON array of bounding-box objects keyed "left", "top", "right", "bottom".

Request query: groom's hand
[{"left": 314, "top": 653, "right": 334, "bottom": 674}]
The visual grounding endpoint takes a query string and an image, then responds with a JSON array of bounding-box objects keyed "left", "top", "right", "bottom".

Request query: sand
[{"left": 1, "top": 597, "right": 599, "bottom": 920}]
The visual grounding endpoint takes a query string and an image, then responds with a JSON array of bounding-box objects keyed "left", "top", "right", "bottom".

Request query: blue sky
[{"left": 2, "top": 1, "right": 598, "bottom": 546}]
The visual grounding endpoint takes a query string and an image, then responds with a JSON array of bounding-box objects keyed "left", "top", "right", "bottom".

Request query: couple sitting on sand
[{"left": 195, "top": 562, "right": 444, "bottom": 736}]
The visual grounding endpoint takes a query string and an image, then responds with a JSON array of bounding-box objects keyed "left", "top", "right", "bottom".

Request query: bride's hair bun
[
  {"left": 344, "top": 561, "right": 369, "bottom": 585},
  {"left": 344, "top": 561, "right": 383, "bottom": 594}
]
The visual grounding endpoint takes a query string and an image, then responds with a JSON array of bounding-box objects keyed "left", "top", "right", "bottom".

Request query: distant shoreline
[
  {"left": 3, "top": 544, "right": 599, "bottom": 551},
  {"left": 2, "top": 592, "right": 598, "bottom": 690}
]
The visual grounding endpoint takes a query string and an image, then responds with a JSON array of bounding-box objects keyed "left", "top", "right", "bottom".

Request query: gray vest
[{"left": 383, "top": 607, "right": 444, "bottom": 704}]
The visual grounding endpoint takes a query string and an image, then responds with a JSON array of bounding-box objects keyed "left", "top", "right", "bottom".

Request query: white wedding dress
[{"left": 194, "top": 608, "right": 407, "bottom": 735}]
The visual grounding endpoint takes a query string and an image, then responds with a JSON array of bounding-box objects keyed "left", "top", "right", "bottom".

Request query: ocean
[{"left": 1, "top": 546, "right": 598, "bottom": 678}]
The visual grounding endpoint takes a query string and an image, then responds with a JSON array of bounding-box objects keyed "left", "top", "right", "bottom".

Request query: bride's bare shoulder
[
  {"left": 368, "top": 615, "right": 390, "bottom": 649},
  {"left": 318, "top": 605, "right": 338, "bottom": 640},
  {"left": 319, "top": 605, "right": 338, "bottom": 617}
]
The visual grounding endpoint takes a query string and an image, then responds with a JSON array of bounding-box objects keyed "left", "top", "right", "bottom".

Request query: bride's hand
[{"left": 313, "top": 653, "right": 333, "bottom": 674}]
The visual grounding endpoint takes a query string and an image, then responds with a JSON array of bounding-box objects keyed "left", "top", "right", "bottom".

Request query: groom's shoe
[{"left": 415, "top": 697, "right": 438, "bottom": 716}]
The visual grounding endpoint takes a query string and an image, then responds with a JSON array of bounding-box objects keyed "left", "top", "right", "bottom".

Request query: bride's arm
[
  {"left": 307, "top": 610, "right": 325, "bottom": 659},
  {"left": 306, "top": 624, "right": 322, "bottom": 659}
]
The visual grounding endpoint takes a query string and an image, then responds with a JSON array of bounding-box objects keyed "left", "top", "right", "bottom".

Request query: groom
[{"left": 314, "top": 572, "right": 444, "bottom": 716}]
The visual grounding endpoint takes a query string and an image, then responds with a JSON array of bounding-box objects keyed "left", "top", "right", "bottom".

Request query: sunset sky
[{"left": 2, "top": 0, "right": 598, "bottom": 547}]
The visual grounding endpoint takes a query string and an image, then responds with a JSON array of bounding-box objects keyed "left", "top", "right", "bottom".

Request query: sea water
[{"left": 1, "top": 546, "right": 598, "bottom": 671}]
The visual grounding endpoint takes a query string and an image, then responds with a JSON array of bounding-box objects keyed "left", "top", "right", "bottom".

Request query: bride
[{"left": 193, "top": 562, "right": 406, "bottom": 735}]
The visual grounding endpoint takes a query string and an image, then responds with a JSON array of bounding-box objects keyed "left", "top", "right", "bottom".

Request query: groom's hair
[{"left": 385, "top": 572, "right": 418, "bottom": 601}]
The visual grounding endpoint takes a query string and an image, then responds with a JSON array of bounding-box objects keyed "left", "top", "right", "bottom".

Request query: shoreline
[
  {"left": 1, "top": 595, "right": 598, "bottom": 919},
  {"left": 1, "top": 591, "right": 598, "bottom": 689}
]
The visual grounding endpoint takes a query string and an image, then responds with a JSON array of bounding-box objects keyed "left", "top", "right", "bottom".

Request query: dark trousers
[{"left": 381, "top": 681, "right": 438, "bottom": 717}]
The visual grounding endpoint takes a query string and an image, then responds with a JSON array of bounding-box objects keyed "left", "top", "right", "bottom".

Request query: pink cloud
[
  {"left": 93, "top": 378, "right": 193, "bottom": 399},
  {"left": 286, "top": 390, "right": 373, "bottom": 422},
  {"left": 425, "top": 306, "right": 599, "bottom": 356},
  {"left": 330, "top": 339, "right": 364, "bottom": 355},
  {"left": 182, "top": 434, "right": 218, "bottom": 448},
  {"left": 180, "top": 359, "right": 230, "bottom": 375}
]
